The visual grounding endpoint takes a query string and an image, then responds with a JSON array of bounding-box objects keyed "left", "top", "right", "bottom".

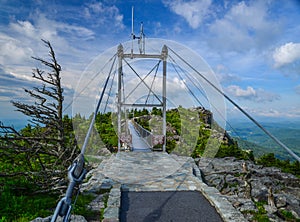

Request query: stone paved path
[{"left": 82, "top": 152, "right": 247, "bottom": 222}]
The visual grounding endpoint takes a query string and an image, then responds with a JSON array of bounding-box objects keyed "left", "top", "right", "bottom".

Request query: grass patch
[
  {"left": 73, "top": 194, "right": 95, "bottom": 218},
  {"left": 279, "top": 209, "right": 300, "bottom": 222},
  {"left": 100, "top": 190, "right": 110, "bottom": 221},
  {"left": 0, "top": 181, "right": 58, "bottom": 221}
]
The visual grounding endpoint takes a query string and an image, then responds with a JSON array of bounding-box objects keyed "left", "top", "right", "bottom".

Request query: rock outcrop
[{"left": 198, "top": 157, "right": 300, "bottom": 221}]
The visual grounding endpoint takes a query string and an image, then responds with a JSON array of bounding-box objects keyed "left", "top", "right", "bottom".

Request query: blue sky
[{"left": 1, "top": 0, "right": 300, "bottom": 126}]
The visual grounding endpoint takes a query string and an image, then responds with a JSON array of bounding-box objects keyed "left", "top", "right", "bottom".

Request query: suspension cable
[
  {"left": 103, "top": 64, "right": 117, "bottom": 113},
  {"left": 63, "top": 53, "right": 117, "bottom": 112},
  {"left": 80, "top": 55, "right": 117, "bottom": 155},
  {"left": 145, "top": 60, "right": 161, "bottom": 104},
  {"left": 169, "top": 54, "right": 243, "bottom": 144},
  {"left": 123, "top": 58, "right": 163, "bottom": 103},
  {"left": 168, "top": 46, "right": 300, "bottom": 162},
  {"left": 124, "top": 60, "right": 161, "bottom": 102},
  {"left": 145, "top": 42, "right": 259, "bottom": 156},
  {"left": 169, "top": 54, "right": 242, "bottom": 146},
  {"left": 169, "top": 55, "right": 204, "bottom": 107}
]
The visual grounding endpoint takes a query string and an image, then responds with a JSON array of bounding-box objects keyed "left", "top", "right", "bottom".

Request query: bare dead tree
[{"left": 0, "top": 40, "right": 78, "bottom": 192}]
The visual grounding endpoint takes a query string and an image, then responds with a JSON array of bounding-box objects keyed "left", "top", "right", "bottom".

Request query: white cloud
[
  {"left": 84, "top": 2, "right": 125, "bottom": 30},
  {"left": 227, "top": 85, "right": 256, "bottom": 97},
  {"left": 10, "top": 20, "right": 36, "bottom": 38},
  {"left": 0, "top": 34, "right": 33, "bottom": 65},
  {"left": 208, "top": 1, "right": 280, "bottom": 52},
  {"left": 215, "top": 64, "right": 240, "bottom": 84},
  {"left": 273, "top": 42, "right": 300, "bottom": 68},
  {"left": 7, "top": 12, "right": 95, "bottom": 53},
  {"left": 0, "top": 12, "right": 97, "bottom": 103},
  {"left": 226, "top": 85, "right": 280, "bottom": 102},
  {"left": 163, "top": 0, "right": 212, "bottom": 29},
  {"left": 255, "top": 108, "right": 300, "bottom": 118},
  {"left": 229, "top": 106, "right": 300, "bottom": 119}
]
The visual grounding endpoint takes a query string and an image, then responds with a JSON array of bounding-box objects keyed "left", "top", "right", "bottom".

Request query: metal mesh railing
[
  {"left": 132, "top": 120, "right": 153, "bottom": 148},
  {"left": 131, "top": 119, "right": 165, "bottom": 149}
]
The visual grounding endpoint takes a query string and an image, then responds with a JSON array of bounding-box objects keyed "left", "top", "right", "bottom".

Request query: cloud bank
[{"left": 226, "top": 85, "right": 280, "bottom": 103}]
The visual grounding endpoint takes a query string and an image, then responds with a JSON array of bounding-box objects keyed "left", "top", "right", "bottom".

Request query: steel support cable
[
  {"left": 168, "top": 54, "right": 206, "bottom": 104},
  {"left": 123, "top": 58, "right": 163, "bottom": 104},
  {"left": 63, "top": 53, "right": 117, "bottom": 112},
  {"left": 80, "top": 55, "right": 117, "bottom": 155},
  {"left": 124, "top": 59, "right": 162, "bottom": 102},
  {"left": 103, "top": 67, "right": 117, "bottom": 113},
  {"left": 168, "top": 54, "right": 243, "bottom": 145},
  {"left": 153, "top": 45, "right": 242, "bottom": 149},
  {"left": 51, "top": 57, "right": 115, "bottom": 222},
  {"left": 168, "top": 55, "right": 205, "bottom": 108},
  {"left": 137, "top": 42, "right": 247, "bottom": 154},
  {"left": 145, "top": 60, "right": 161, "bottom": 105},
  {"left": 168, "top": 46, "right": 300, "bottom": 162}
]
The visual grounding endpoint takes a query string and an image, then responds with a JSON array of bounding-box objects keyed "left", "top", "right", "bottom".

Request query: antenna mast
[
  {"left": 131, "top": 6, "right": 134, "bottom": 57},
  {"left": 138, "top": 22, "right": 145, "bottom": 54},
  {"left": 131, "top": 6, "right": 145, "bottom": 56}
]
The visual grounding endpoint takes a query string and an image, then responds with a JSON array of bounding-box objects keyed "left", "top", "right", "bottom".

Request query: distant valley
[{"left": 227, "top": 120, "right": 300, "bottom": 160}]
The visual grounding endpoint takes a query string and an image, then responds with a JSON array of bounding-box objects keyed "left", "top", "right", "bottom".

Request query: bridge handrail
[{"left": 132, "top": 119, "right": 153, "bottom": 148}]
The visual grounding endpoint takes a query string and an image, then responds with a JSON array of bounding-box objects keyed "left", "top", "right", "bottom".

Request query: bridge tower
[{"left": 117, "top": 7, "right": 167, "bottom": 152}]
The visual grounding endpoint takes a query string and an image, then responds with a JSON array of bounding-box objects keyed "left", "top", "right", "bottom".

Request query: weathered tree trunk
[{"left": 0, "top": 40, "right": 78, "bottom": 192}]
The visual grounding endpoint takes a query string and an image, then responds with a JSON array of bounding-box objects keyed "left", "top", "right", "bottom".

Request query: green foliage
[
  {"left": 73, "top": 194, "right": 95, "bottom": 218},
  {"left": 95, "top": 112, "right": 118, "bottom": 151},
  {"left": 135, "top": 117, "right": 150, "bottom": 131},
  {"left": 166, "top": 108, "right": 181, "bottom": 135},
  {"left": 71, "top": 112, "right": 118, "bottom": 154},
  {"left": 256, "top": 153, "right": 300, "bottom": 177},
  {"left": 0, "top": 176, "right": 97, "bottom": 221},
  {"left": 0, "top": 114, "right": 84, "bottom": 221},
  {"left": 151, "top": 107, "right": 162, "bottom": 116},
  {"left": 215, "top": 142, "right": 254, "bottom": 160},
  {"left": 133, "top": 108, "right": 149, "bottom": 118},
  {"left": 250, "top": 201, "right": 270, "bottom": 222},
  {"left": 166, "top": 139, "right": 176, "bottom": 153},
  {"left": 0, "top": 179, "right": 58, "bottom": 221},
  {"left": 100, "top": 191, "right": 110, "bottom": 221},
  {"left": 279, "top": 209, "right": 300, "bottom": 221}
]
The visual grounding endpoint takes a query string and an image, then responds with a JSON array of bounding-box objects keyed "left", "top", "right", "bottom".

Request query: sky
[{"left": 1, "top": 0, "right": 300, "bottom": 128}]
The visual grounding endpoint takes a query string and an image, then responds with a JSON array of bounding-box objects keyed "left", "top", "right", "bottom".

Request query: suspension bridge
[{"left": 50, "top": 11, "right": 300, "bottom": 222}]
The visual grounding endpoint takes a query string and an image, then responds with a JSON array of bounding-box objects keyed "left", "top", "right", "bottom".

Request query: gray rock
[
  {"left": 250, "top": 180, "right": 268, "bottom": 202},
  {"left": 198, "top": 156, "right": 300, "bottom": 221},
  {"left": 264, "top": 205, "right": 277, "bottom": 214},
  {"left": 32, "top": 215, "right": 87, "bottom": 222},
  {"left": 31, "top": 216, "right": 51, "bottom": 222},
  {"left": 275, "top": 194, "right": 287, "bottom": 208},
  {"left": 240, "top": 201, "right": 257, "bottom": 212},
  {"left": 207, "top": 174, "right": 225, "bottom": 190},
  {"left": 87, "top": 194, "right": 106, "bottom": 211}
]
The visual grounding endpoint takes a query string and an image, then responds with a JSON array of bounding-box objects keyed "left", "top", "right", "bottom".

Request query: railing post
[{"left": 162, "top": 45, "right": 168, "bottom": 152}]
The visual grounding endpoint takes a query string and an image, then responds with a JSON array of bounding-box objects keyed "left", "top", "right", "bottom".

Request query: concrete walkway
[{"left": 120, "top": 191, "right": 223, "bottom": 222}]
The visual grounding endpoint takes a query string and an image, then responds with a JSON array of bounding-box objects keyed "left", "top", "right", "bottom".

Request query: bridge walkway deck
[{"left": 128, "top": 121, "right": 152, "bottom": 152}]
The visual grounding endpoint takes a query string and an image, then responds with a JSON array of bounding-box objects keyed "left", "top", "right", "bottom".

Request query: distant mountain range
[{"left": 227, "top": 120, "right": 300, "bottom": 160}]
